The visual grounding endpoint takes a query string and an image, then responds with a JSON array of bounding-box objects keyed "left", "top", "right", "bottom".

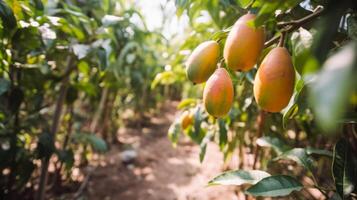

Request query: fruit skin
[
  {"left": 181, "top": 111, "right": 194, "bottom": 130},
  {"left": 224, "top": 14, "right": 265, "bottom": 72},
  {"left": 186, "top": 41, "right": 220, "bottom": 84},
  {"left": 254, "top": 47, "right": 295, "bottom": 113},
  {"left": 203, "top": 68, "right": 234, "bottom": 117}
]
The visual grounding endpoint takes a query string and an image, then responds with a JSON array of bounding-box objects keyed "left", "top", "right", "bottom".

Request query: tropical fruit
[
  {"left": 186, "top": 40, "right": 220, "bottom": 84},
  {"left": 254, "top": 47, "right": 295, "bottom": 113},
  {"left": 203, "top": 68, "right": 234, "bottom": 117},
  {"left": 224, "top": 13, "right": 265, "bottom": 72},
  {"left": 181, "top": 111, "right": 194, "bottom": 130}
]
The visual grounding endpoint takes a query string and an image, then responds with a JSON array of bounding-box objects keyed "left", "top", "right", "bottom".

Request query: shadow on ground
[{"left": 84, "top": 101, "right": 237, "bottom": 200}]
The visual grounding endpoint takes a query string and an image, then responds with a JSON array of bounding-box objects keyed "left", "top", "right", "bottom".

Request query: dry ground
[{"left": 84, "top": 101, "right": 238, "bottom": 200}]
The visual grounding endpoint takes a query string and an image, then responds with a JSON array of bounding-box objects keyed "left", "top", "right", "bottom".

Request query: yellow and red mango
[
  {"left": 181, "top": 111, "right": 194, "bottom": 130},
  {"left": 254, "top": 47, "right": 295, "bottom": 113},
  {"left": 224, "top": 14, "right": 265, "bottom": 71},
  {"left": 186, "top": 41, "right": 220, "bottom": 84},
  {"left": 203, "top": 68, "right": 234, "bottom": 117}
]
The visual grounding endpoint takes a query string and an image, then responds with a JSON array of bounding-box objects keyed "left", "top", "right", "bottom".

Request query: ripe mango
[
  {"left": 224, "top": 14, "right": 265, "bottom": 71},
  {"left": 254, "top": 47, "right": 295, "bottom": 113},
  {"left": 186, "top": 41, "right": 220, "bottom": 84},
  {"left": 203, "top": 68, "right": 234, "bottom": 117},
  {"left": 181, "top": 111, "right": 194, "bottom": 130}
]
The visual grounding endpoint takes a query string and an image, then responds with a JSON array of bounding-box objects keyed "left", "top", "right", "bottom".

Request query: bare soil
[{"left": 84, "top": 101, "right": 237, "bottom": 200}]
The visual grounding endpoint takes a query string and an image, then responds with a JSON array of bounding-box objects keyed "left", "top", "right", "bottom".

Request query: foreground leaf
[
  {"left": 309, "top": 42, "right": 357, "bottom": 132},
  {"left": 246, "top": 175, "right": 303, "bottom": 197},
  {"left": 332, "top": 139, "right": 357, "bottom": 198},
  {"left": 208, "top": 170, "right": 271, "bottom": 186}
]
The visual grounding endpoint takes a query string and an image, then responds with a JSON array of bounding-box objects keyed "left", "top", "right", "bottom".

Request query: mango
[
  {"left": 254, "top": 47, "right": 295, "bottom": 113},
  {"left": 224, "top": 14, "right": 265, "bottom": 71},
  {"left": 203, "top": 68, "right": 234, "bottom": 117},
  {"left": 186, "top": 41, "right": 220, "bottom": 84},
  {"left": 181, "top": 111, "right": 194, "bottom": 130}
]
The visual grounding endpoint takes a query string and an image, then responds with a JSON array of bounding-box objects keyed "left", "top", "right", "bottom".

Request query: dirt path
[{"left": 85, "top": 101, "right": 237, "bottom": 200}]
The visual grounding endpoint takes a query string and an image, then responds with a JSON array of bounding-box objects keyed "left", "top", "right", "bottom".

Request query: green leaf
[
  {"left": 168, "top": 121, "right": 181, "bottom": 148},
  {"left": 282, "top": 78, "right": 307, "bottom": 128},
  {"left": 291, "top": 28, "right": 313, "bottom": 75},
  {"left": 175, "top": 0, "right": 189, "bottom": 17},
  {"left": 309, "top": 42, "right": 357, "bottom": 132},
  {"left": 101, "top": 15, "right": 123, "bottom": 26},
  {"left": 73, "top": 133, "right": 107, "bottom": 153},
  {"left": 306, "top": 147, "right": 333, "bottom": 157},
  {"left": 87, "top": 134, "right": 108, "bottom": 153},
  {"left": 151, "top": 71, "right": 176, "bottom": 89},
  {"left": 246, "top": 175, "right": 303, "bottom": 197},
  {"left": 208, "top": 170, "right": 271, "bottom": 186},
  {"left": 177, "top": 98, "right": 198, "bottom": 110},
  {"left": 332, "top": 139, "right": 357, "bottom": 198},
  {"left": 37, "top": 132, "right": 55, "bottom": 158},
  {"left": 72, "top": 44, "right": 90, "bottom": 59},
  {"left": 199, "top": 132, "right": 212, "bottom": 163},
  {"left": 0, "top": 78, "right": 10, "bottom": 96},
  {"left": 256, "top": 136, "right": 290, "bottom": 155},
  {"left": 0, "top": 1, "right": 17, "bottom": 30},
  {"left": 273, "top": 148, "right": 314, "bottom": 171},
  {"left": 218, "top": 118, "right": 227, "bottom": 151},
  {"left": 237, "top": 0, "right": 253, "bottom": 8}
]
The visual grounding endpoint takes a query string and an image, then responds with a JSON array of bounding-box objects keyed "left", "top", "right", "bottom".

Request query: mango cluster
[{"left": 185, "top": 13, "right": 295, "bottom": 117}]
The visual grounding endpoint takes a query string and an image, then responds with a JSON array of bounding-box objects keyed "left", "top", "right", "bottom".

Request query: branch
[{"left": 264, "top": 5, "right": 324, "bottom": 48}]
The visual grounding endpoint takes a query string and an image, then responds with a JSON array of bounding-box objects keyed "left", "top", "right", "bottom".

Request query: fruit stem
[
  {"left": 264, "top": 5, "right": 324, "bottom": 48},
  {"left": 218, "top": 58, "right": 225, "bottom": 68},
  {"left": 278, "top": 32, "right": 286, "bottom": 47}
]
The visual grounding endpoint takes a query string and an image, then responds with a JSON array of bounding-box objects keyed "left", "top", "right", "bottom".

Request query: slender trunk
[
  {"left": 90, "top": 87, "right": 109, "bottom": 133},
  {"left": 36, "top": 56, "right": 74, "bottom": 200},
  {"left": 79, "top": 87, "right": 109, "bottom": 165},
  {"left": 253, "top": 111, "right": 266, "bottom": 169},
  {"left": 53, "top": 105, "right": 74, "bottom": 189},
  {"left": 100, "top": 90, "right": 112, "bottom": 143}
]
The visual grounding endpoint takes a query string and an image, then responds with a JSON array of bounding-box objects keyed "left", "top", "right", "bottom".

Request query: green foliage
[
  {"left": 208, "top": 170, "right": 271, "bottom": 186},
  {"left": 245, "top": 175, "right": 303, "bottom": 197},
  {"left": 332, "top": 139, "right": 357, "bottom": 198},
  {"left": 162, "top": 0, "right": 357, "bottom": 198},
  {"left": 0, "top": 0, "right": 168, "bottom": 197}
]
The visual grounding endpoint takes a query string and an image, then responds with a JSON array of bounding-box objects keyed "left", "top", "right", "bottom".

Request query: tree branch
[{"left": 264, "top": 5, "right": 324, "bottom": 48}]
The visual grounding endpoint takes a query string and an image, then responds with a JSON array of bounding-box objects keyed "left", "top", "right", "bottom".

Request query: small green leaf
[
  {"left": 208, "top": 170, "right": 271, "bottom": 186},
  {"left": 101, "top": 15, "right": 123, "bottom": 26},
  {"left": 246, "top": 175, "right": 303, "bottom": 197},
  {"left": 168, "top": 121, "right": 181, "bottom": 148},
  {"left": 218, "top": 119, "right": 227, "bottom": 151},
  {"left": 151, "top": 71, "right": 175, "bottom": 89},
  {"left": 87, "top": 134, "right": 108, "bottom": 153},
  {"left": 0, "top": 78, "right": 10, "bottom": 96},
  {"left": 306, "top": 147, "right": 333, "bottom": 157},
  {"left": 72, "top": 44, "right": 90, "bottom": 59},
  {"left": 332, "top": 139, "right": 357, "bottom": 198},
  {"left": 199, "top": 133, "right": 212, "bottom": 163},
  {"left": 177, "top": 98, "right": 198, "bottom": 110}
]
